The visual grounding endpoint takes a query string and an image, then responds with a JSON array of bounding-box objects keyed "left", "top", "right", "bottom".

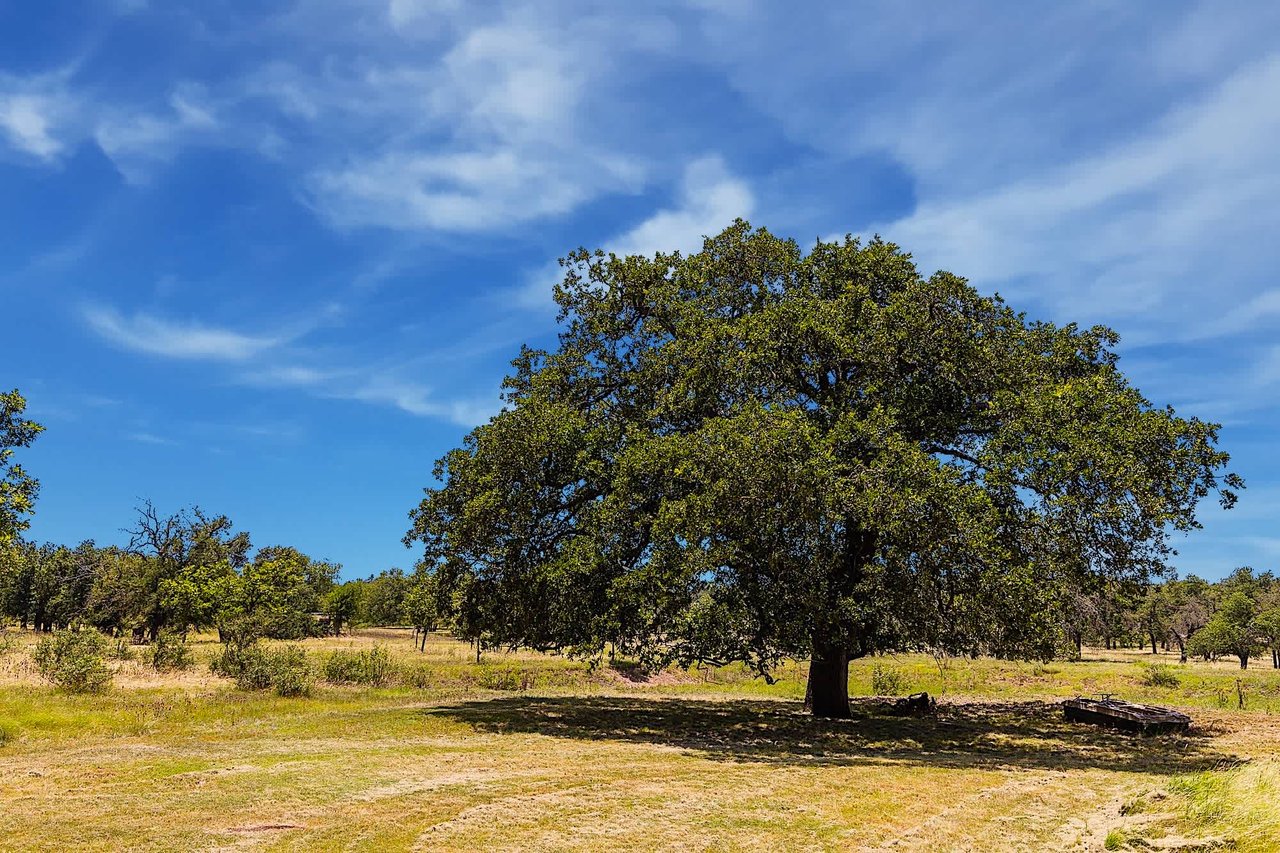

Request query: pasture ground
[{"left": 1, "top": 629, "right": 1277, "bottom": 851}]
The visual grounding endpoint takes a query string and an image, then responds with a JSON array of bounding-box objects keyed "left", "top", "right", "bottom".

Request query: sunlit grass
[{"left": 2, "top": 629, "right": 1279, "bottom": 850}]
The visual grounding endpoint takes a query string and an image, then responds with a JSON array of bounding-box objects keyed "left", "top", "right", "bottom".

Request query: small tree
[
  {"left": 404, "top": 564, "right": 440, "bottom": 651},
  {"left": 1251, "top": 607, "right": 1280, "bottom": 669},
  {"left": 324, "top": 584, "right": 361, "bottom": 636},
  {"left": 1187, "top": 592, "right": 1260, "bottom": 669}
]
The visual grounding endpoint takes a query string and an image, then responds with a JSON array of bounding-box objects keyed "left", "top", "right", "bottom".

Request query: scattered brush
[
  {"left": 148, "top": 630, "right": 192, "bottom": 671},
  {"left": 1140, "top": 663, "right": 1182, "bottom": 688},
  {"left": 107, "top": 638, "right": 136, "bottom": 662},
  {"left": 32, "top": 629, "right": 113, "bottom": 694},
  {"left": 323, "top": 646, "right": 392, "bottom": 686},
  {"left": 871, "top": 663, "right": 907, "bottom": 696},
  {"left": 212, "top": 634, "right": 313, "bottom": 697}
]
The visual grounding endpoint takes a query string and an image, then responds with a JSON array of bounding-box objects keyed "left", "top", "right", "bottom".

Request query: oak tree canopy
[{"left": 406, "top": 222, "right": 1240, "bottom": 718}]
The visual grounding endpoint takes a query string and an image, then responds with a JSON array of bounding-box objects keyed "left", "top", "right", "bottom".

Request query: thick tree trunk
[
  {"left": 1273, "top": 649, "right": 1278, "bottom": 669},
  {"left": 1240, "top": 654, "right": 1248, "bottom": 670},
  {"left": 1150, "top": 632, "right": 1158, "bottom": 654},
  {"left": 806, "top": 644, "right": 851, "bottom": 719}
]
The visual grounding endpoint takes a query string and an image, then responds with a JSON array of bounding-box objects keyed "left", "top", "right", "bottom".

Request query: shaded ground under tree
[{"left": 426, "top": 695, "right": 1229, "bottom": 774}]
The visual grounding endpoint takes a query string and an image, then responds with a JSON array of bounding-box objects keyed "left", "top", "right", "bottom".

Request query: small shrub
[
  {"left": 149, "top": 630, "right": 193, "bottom": 671},
  {"left": 870, "top": 662, "right": 906, "bottom": 696},
  {"left": 1140, "top": 663, "right": 1181, "bottom": 688},
  {"left": 107, "top": 638, "right": 136, "bottom": 661},
  {"left": 212, "top": 638, "right": 311, "bottom": 697},
  {"left": 32, "top": 629, "right": 113, "bottom": 693},
  {"left": 270, "top": 646, "right": 313, "bottom": 697},
  {"left": 1103, "top": 828, "right": 1127, "bottom": 850},
  {"left": 323, "top": 646, "right": 392, "bottom": 686},
  {"left": 0, "top": 629, "right": 18, "bottom": 656}
]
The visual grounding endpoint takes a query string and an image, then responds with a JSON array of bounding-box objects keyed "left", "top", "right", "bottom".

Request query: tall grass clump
[
  {"left": 1169, "top": 760, "right": 1280, "bottom": 851},
  {"left": 268, "top": 646, "right": 313, "bottom": 697},
  {"left": 323, "top": 646, "right": 392, "bottom": 686},
  {"left": 32, "top": 629, "right": 113, "bottom": 693}
]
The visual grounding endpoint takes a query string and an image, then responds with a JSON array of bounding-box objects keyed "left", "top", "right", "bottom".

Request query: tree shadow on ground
[{"left": 426, "top": 695, "right": 1231, "bottom": 774}]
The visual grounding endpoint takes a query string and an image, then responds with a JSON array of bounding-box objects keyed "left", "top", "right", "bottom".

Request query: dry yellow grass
[{"left": 1, "top": 629, "right": 1277, "bottom": 851}]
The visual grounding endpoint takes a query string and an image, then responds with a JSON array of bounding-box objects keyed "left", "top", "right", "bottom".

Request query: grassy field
[{"left": 1, "top": 629, "right": 1278, "bottom": 851}]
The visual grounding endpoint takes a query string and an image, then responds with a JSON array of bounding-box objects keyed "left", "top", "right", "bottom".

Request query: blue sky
[{"left": 4, "top": 1, "right": 1279, "bottom": 580}]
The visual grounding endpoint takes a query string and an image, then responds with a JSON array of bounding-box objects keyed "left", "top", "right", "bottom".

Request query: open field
[{"left": 2, "top": 630, "right": 1279, "bottom": 851}]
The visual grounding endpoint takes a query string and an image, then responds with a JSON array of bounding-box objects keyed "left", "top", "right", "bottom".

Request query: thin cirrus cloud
[
  {"left": 241, "top": 363, "right": 499, "bottom": 428},
  {"left": 84, "top": 307, "right": 500, "bottom": 428},
  {"left": 83, "top": 305, "right": 291, "bottom": 361}
]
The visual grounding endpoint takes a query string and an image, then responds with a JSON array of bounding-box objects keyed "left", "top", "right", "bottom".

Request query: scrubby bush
[
  {"left": 870, "top": 662, "right": 906, "bottom": 696},
  {"left": 0, "top": 630, "right": 17, "bottom": 656},
  {"left": 32, "top": 629, "right": 113, "bottom": 693},
  {"left": 323, "top": 646, "right": 392, "bottom": 686},
  {"left": 149, "top": 630, "right": 193, "bottom": 671},
  {"left": 212, "top": 634, "right": 312, "bottom": 696},
  {"left": 269, "top": 646, "right": 313, "bottom": 697},
  {"left": 107, "top": 638, "right": 136, "bottom": 662},
  {"left": 1140, "top": 663, "right": 1181, "bottom": 688}
]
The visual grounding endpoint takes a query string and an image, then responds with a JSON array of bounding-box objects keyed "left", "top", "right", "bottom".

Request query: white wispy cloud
[
  {"left": 610, "top": 155, "right": 754, "bottom": 259},
  {"left": 127, "top": 431, "right": 177, "bottom": 446},
  {"left": 84, "top": 306, "right": 290, "bottom": 361},
  {"left": 242, "top": 361, "right": 499, "bottom": 427},
  {"left": 0, "top": 72, "right": 78, "bottom": 162},
  {"left": 871, "top": 54, "right": 1280, "bottom": 336},
  {"left": 94, "top": 86, "right": 221, "bottom": 181}
]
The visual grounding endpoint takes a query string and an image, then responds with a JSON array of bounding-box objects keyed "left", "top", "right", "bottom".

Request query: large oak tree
[{"left": 407, "top": 222, "right": 1240, "bottom": 718}]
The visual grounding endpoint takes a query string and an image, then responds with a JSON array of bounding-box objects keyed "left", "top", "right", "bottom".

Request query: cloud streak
[{"left": 84, "top": 306, "right": 290, "bottom": 361}]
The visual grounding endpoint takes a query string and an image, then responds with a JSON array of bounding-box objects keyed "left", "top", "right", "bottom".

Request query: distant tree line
[
  {"left": 1063, "top": 567, "right": 1280, "bottom": 669},
  {"left": 0, "top": 500, "right": 441, "bottom": 644}
]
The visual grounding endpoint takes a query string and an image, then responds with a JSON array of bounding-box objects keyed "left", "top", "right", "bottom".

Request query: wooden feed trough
[{"left": 1062, "top": 695, "right": 1191, "bottom": 735}]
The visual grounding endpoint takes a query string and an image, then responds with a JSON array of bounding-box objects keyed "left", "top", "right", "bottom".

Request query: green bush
[
  {"left": 212, "top": 638, "right": 312, "bottom": 696},
  {"left": 0, "top": 630, "right": 18, "bottom": 656},
  {"left": 269, "top": 646, "right": 313, "bottom": 697},
  {"left": 149, "top": 630, "right": 193, "bottom": 671},
  {"left": 107, "top": 638, "right": 136, "bottom": 661},
  {"left": 323, "top": 646, "right": 392, "bottom": 686},
  {"left": 1140, "top": 663, "right": 1181, "bottom": 688},
  {"left": 32, "top": 629, "right": 113, "bottom": 693},
  {"left": 870, "top": 663, "right": 906, "bottom": 696}
]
